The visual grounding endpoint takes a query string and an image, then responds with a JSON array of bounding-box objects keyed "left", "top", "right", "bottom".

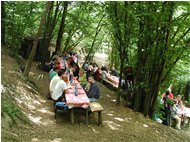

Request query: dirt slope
[{"left": 1, "top": 51, "right": 190, "bottom": 142}]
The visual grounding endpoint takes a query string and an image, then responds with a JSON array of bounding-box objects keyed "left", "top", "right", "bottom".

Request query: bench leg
[
  {"left": 55, "top": 107, "right": 57, "bottom": 119},
  {"left": 85, "top": 108, "right": 89, "bottom": 125},
  {"left": 70, "top": 108, "right": 74, "bottom": 124},
  {"left": 98, "top": 111, "right": 102, "bottom": 126}
]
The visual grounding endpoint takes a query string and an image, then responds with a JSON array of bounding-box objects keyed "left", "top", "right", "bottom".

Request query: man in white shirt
[
  {"left": 51, "top": 73, "right": 68, "bottom": 102},
  {"left": 49, "top": 69, "right": 65, "bottom": 95}
]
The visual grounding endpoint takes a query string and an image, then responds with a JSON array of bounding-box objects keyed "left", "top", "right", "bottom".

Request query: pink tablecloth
[
  {"left": 106, "top": 74, "right": 119, "bottom": 88},
  {"left": 65, "top": 79, "right": 90, "bottom": 109}
]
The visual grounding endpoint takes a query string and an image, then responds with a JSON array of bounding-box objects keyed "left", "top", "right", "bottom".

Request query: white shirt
[
  {"left": 49, "top": 75, "right": 61, "bottom": 93},
  {"left": 51, "top": 80, "right": 67, "bottom": 101},
  {"left": 88, "top": 65, "right": 93, "bottom": 71}
]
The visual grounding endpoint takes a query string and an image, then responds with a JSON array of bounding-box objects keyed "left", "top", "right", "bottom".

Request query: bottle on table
[{"left": 74, "top": 84, "right": 78, "bottom": 96}]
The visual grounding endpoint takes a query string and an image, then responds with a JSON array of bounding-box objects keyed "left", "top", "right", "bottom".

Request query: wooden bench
[
  {"left": 89, "top": 102, "right": 104, "bottom": 125},
  {"left": 54, "top": 102, "right": 68, "bottom": 119}
]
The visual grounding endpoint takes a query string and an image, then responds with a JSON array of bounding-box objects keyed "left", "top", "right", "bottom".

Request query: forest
[{"left": 1, "top": 1, "right": 190, "bottom": 141}]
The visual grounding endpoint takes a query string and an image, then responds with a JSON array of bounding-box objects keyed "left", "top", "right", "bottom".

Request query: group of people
[
  {"left": 48, "top": 51, "right": 101, "bottom": 104},
  {"left": 161, "top": 85, "right": 186, "bottom": 130}
]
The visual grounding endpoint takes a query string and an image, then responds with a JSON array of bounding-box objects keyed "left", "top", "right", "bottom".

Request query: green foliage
[
  {"left": 4, "top": 1, "right": 46, "bottom": 48},
  {"left": 153, "top": 97, "right": 165, "bottom": 120}
]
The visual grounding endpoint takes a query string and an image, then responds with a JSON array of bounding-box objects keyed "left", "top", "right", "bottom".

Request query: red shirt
[{"left": 169, "top": 92, "right": 174, "bottom": 99}]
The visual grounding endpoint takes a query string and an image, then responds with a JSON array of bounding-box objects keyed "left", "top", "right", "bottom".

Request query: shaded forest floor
[{"left": 1, "top": 49, "right": 190, "bottom": 142}]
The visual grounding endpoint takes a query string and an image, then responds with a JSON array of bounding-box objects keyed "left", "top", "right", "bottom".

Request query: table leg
[
  {"left": 85, "top": 107, "right": 89, "bottom": 125},
  {"left": 70, "top": 108, "right": 74, "bottom": 124},
  {"left": 98, "top": 111, "right": 102, "bottom": 126}
]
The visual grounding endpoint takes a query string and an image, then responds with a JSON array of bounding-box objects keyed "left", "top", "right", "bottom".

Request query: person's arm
[
  {"left": 94, "top": 85, "right": 100, "bottom": 99},
  {"left": 87, "top": 84, "right": 96, "bottom": 98},
  {"left": 161, "top": 93, "right": 165, "bottom": 100}
]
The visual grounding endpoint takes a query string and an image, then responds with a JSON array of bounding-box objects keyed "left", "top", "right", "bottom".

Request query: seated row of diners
[{"left": 48, "top": 51, "right": 101, "bottom": 109}]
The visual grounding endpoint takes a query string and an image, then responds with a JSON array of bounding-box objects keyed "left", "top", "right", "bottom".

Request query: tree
[
  {"left": 83, "top": 13, "right": 105, "bottom": 66},
  {"left": 1, "top": 1, "right": 6, "bottom": 45},
  {"left": 40, "top": 2, "right": 61, "bottom": 68},
  {"left": 55, "top": 1, "right": 69, "bottom": 52},
  {"left": 23, "top": 2, "right": 53, "bottom": 77}
]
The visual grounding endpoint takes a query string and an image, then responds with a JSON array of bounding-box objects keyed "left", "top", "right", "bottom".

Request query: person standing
[{"left": 162, "top": 91, "right": 174, "bottom": 126}]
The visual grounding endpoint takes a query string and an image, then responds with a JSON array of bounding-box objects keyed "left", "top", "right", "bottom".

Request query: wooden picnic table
[
  {"left": 101, "top": 74, "right": 119, "bottom": 88},
  {"left": 177, "top": 107, "right": 190, "bottom": 126},
  {"left": 65, "top": 78, "right": 90, "bottom": 124}
]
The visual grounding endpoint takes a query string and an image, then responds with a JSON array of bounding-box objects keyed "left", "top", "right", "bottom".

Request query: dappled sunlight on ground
[
  {"left": 28, "top": 114, "right": 42, "bottom": 125},
  {"left": 114, "top": 117, "right": 125, "bottom": 122},
  {"left": 31, "top": 138, "right": 63, "bottom": 142},
  {"left": 103, "top": 120, "right": 121, "bottom": 130}
]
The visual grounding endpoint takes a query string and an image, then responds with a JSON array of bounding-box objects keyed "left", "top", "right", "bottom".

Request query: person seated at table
[
  {"left": 83, "top": 61, "right": 89, "bottom": 71},
  {"left": 111, "top": 67, "right": 118, "bottom": 77},
  {"left": 94, "top": 67, "right": 102, "bottom": 81},
  {"left": 79, "top": 69, "right": 87, "bottom": 87},
  {"left": 175, "top": 95, "right": 184, "bottom": 111},
  {"left": 49, "top": 69, "right": 66, "bottom": 95},
  {"left": 101, "top": 66, "right": 108, "bottom": 79},
  {"left": 63, "top": 51, "right": 70, "bottom": 60},
  {"left": 175, "top": 95, "right": 185, "bottom": 125},
  {"left": 51, "top": 73, "right": 68, "bottom": 102},
  {"left": 86, "top": 63, "right": 94, "bottom": 80},
  {"left": 72, "top": 63, "right": 80, "bottom": 79},
  {"left": 86, "top": 76, "right": 100, "bottom": 102},
  {"left": 172, "top": 105, "right": 182, "bottom": 129},
  {"left": 49, "top": 65, "right": 60, "bottom": 80}
]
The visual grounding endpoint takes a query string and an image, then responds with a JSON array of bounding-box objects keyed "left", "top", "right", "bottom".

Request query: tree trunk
[
  {"left": 1, "top": 1, "right": 6, "bottom": 45},
  {"left": 55, "top": 2, "right": 69, "bottom": 52},
  {"left": 184, "top": 81, "right": 190, "bottom": 102},
  {"left": 23, "top": 2, "right": 52, "bottom": 77},
  {"left": 41, "top": 1, "right": 60, "bottom": 68}
]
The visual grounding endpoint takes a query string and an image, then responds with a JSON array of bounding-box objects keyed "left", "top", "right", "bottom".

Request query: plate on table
[{"left": 77, "top": 87, "right": 83, "bottom": 90}]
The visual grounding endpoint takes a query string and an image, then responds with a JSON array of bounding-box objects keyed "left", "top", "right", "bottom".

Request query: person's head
[
  {"left": 61, "top": 73, "right": 68, "bottom": 82},
  {"left": 52, "top": 56, "right": 59, "bottom": 62},
  {"left": 88, "top": 76, "right": 95, "bottom": 84},
  {"left": 165, "top": 91, "right": 170, "bottom": 98},
  {"left": 177, "top": 95, "right": 182, "bottom": 101},
  {"left": 79, "top": 69, "right": 84, "bottom": 76},
  {"left": 58, "top": 69, "right": 66, "bottom": 76},
  {"left": 52, "top": 51, "right": 57, "bottom": 56},
  {"left": 53, "top": 65, "right": 60, "bottom": 72},
  {"left": 69, "top": 52, "right": 73, "bottom": 56},
  {"left": 63, "top": 51, "right": 67, "bottom": 56},
  {"left": 73, "top": 63, "right": 78, "bottom": 69}
]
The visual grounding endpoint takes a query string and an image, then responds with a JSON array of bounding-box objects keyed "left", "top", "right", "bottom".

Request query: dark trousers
[
  {"left": 54, "top": 92, "right": 65, "bottom": 105},
  {"left": 163, "top": 107, "right": 171, "bottom": 126}
]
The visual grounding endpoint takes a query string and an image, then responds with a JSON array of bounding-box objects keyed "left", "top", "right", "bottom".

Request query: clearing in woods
[{"left": 1, "top": 51, "right": 190, "bottom": 142}]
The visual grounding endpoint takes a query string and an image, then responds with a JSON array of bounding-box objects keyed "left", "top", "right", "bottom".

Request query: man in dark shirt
[
  {"left": 111, "top": 67, "right": 118, "bottom": 77},
  {"left": 86, "top": 76, "right": 100, "bottom": 102}
]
